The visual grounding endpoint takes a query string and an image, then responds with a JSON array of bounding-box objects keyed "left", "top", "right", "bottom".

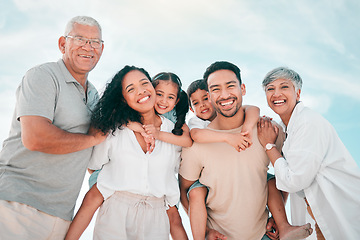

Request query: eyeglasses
[{"left": 65, "top": 35, "right": 104, "bottom": 49}]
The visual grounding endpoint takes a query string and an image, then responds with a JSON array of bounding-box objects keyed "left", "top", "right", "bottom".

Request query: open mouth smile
[{"left": 138, "top": 96, "right": 150, "bottom": 103}]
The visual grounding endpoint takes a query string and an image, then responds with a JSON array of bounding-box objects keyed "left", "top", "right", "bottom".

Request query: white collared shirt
[
  {"left": 273, "top": 102, "right": 360, "bottom": 240},
  {"left": 88, "top": 116, "right": 182, "bottom": 207}
]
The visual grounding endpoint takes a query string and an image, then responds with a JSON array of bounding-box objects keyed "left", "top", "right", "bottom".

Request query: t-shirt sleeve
[
  {"left": 179, "top": 145, "right": 203, "bottom": 181},
  {"left": 17, "top": 66, "right": 57, "bottom": 122},
  {"left": 188, "top": 116, "right": 209, "bottom": 130}
]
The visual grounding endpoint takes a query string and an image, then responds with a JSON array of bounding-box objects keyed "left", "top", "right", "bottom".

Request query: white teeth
[
  {"left": 201, "top": 109, "right": 208, "bottom": 113},
  {"left": 80, "top": 55, "right": 93, "bottom": 58},
  {"left": 138, "top": 96, "right": 149, "bottom": 103},
  {"left": 220, "top": 100, "right": 233, "bottom": 106},
  {"left": 274, "top": 100, "right": 285, "bottom": 104},
  {"left": 158, "top": 105, "right": 167, "bottom": 109}
]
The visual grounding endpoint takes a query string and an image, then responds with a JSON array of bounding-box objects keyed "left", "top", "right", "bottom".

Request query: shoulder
[
  {"left": 188, "top": 116, "right": 209, "bottom": 130},
  {"left": 292, "top": 103, "right": 328, "bottom": 129},
  {"left": 160, "top": 115, "right": 175, "bottom": 132}
]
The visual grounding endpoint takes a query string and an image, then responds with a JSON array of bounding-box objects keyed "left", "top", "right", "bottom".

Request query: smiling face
[
  {"left": 122, "top": 70, "right": 156, "bottom": 114},
  {"left": 154, "top": 80, "right": 179, "bottom": 115},
  {"left": 189, "top": 89, "right": 216, "bottom": 121},
  {"left": 59, "top": 23, "right": 103, "bottom": 81},
  {"left": 265, "top": 78, "right": 301, "bottom": 125},
  {"left": 207, "top": 69, "right": 246, "bottom": 118}
]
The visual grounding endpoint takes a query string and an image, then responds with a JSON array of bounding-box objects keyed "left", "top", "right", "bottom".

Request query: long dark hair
[
  {"left": 91, "top": 65, "right": 152, "bottom": 134},
  {"left": 152, "top": 72, "right": 189, "bottom": 136}
]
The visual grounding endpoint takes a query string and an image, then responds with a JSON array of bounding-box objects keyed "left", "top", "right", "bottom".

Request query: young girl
[{"left": 66, "top": 67, "right": 192, "bottom": 239}]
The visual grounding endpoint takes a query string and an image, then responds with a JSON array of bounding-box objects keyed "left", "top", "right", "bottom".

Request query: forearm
[
  {"left": 265, "top": 148, "right": 283, "bottom": 167},
  {"left": 157, "top": 131, "right": 192, "bottom": 147},
  {"left": 242, "top": 105, "right": 260, "bottom": 132},
  {"left": 190, "top": 128, "right": 229, "bottom": 144},
  {"left": 21, "top": 116, "right": 103, "bottom": 154}
]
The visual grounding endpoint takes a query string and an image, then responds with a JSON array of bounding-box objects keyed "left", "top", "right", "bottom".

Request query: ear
[
  {"left": 58, "top": 36, "right": 66, "bottom": 54},
  {"left": 296, "top": 89, "right": 301, "bottom": 101},
  {"left": 241, "top": 83, "right": 246, "bottom": 96}
]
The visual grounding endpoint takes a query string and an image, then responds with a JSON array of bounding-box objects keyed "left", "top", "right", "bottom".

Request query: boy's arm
[
  {"left": 190, "top": 128, "right": 250, "bottom": 152},
  {"left": 241, "top": 105, "right": 260, "bottom": 138},
  {"left": 144, "top": 124, "right": 193, "bottom": 147}
]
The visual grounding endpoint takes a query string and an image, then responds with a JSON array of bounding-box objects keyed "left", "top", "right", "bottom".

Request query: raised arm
[
  {"left": 21, "top": 116, "right": 106, "bottom": 154},
  {"left": 241, "top": 105, "right": 260, "bottom": 139}
]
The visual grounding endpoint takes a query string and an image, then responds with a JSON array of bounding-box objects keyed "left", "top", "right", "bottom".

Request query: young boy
[{"left": 183, "top": 79, "right": 312, "bottom": 240}]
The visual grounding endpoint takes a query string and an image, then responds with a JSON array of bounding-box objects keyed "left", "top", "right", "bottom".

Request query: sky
[{"left": 1, "top": 0, "right": 359, "bottom": 239}]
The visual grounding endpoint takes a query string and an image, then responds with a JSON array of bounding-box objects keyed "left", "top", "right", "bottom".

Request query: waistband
[{"left": 112, "top": 191, "right": 166, "bottom": 209}]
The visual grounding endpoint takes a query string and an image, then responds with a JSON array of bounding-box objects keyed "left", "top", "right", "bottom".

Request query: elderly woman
[{"left": 257, "top": 67, "right": 360, "bottom": 240}]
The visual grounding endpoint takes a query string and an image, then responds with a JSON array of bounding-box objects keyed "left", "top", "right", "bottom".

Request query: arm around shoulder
[{"left": 21, "top": 115, "right": 106, "bottom": 154}]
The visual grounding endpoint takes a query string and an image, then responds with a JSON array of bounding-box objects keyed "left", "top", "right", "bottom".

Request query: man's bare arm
[{"left": 21, "top": 115, "right": 106, "bottom": 154}]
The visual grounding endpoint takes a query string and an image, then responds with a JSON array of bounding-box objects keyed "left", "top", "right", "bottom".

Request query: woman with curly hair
[{"left": 65, "top": 66, "right": 188, "bottom": 240}]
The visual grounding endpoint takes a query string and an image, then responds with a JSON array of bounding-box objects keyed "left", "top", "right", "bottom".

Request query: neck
[
  {"left": 63, "top": 59, "right": 88, "bottom": 90},
  {"left": 210, "top": 109, "right": 245, "bottom": 130},
  {"left": 140, "top": 109, "right": 159, "bottom": 125}
]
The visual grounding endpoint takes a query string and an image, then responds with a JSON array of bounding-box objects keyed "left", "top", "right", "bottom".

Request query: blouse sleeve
[
  {"left": 88, "top": 133, "right": 113, "bottom": 170},
  {"left": 274, "top": 117, "right": 325, "bottom": 193}
]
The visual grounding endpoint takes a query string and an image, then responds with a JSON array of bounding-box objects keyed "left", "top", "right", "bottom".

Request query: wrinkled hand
[
  {"left": 266, "top": 217, "right": 279, "bottom": 240},
  {"left": 257, "top": 117, "right": 279, "bottom": 148},
  {"left": 226, "top": 132, "right": 252, "bottom": 152},
  {"left": 206, "top": 228, "right": 227, "bottom": 240}
]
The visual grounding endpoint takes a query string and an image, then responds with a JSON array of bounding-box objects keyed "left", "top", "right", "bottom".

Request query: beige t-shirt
[{"left": 180, "top": 125, "right": 284, "bottom": 240}]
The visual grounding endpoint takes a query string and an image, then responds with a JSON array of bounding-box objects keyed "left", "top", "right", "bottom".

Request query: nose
[
  {"left": 137, "top": 85, "right": 147, "bottom": 95},
  {"left": 82, "top": 40, "right": 93, "bottom": 50},
  {"left": 273, "top": 88, "right": 282, "bottom": 97},
  {"left": 220, "top": 88, "right": 230, "bottom": 99}
]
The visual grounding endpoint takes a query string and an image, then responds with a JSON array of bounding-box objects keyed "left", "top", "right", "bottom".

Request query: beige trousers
[
  {"left": 93, "top": 191, "right": 170, "bottom": 240},
  {"left": 0, "top": 200, "right": 70, "bottom": 240}
]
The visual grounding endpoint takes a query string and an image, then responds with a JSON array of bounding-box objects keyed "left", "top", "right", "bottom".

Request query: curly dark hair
[
  {"left": 91, "top": 65, "right": 152, "bottom": 134},
  {"left": 152, "top": 72, "right": 189, "bottom": 136}
]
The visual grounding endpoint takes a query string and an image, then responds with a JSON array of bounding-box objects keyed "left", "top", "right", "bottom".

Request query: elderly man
[
  {"left": 179, "top": 61, "right": 286, "bottom": 240},
  {"left": 0, "top": 16, "right": 105, "bottom": 239}
]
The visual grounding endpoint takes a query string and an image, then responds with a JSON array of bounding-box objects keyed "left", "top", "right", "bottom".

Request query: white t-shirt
[
  {"left": 188, "top": 116, "right": 210, "bottom": 130},
  {"left": 88, "top": 116, "right": 182, "bottom": 207}
]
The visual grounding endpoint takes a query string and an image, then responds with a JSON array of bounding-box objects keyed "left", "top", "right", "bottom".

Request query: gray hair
[
  {"left": 64, "top": 16, "right": 102, "bottom": 39},
  {"left": 262, "top": 67, "right": 302, "bottom": 91}
]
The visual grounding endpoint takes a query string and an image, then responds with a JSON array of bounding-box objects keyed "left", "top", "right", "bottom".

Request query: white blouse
[
  {"left": 273, "top": 102, "right": 360, "bottom": 240},
  {"left": 88, "top": 116, "right": 182, "bottom": 207}
]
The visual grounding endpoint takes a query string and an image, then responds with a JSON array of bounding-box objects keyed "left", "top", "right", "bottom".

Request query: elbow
[
  {"left": 22, "top": 135, "right": 44, "bottom": 152},
  {"left": 184, "top": 140, "right": 193, "bottom": 148}
]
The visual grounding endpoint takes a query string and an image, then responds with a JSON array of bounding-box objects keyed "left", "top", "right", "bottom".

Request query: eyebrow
[
  {"left": 125, "top": 78, "right": 149, "bottom": 91},
  {"left": 209, "top": 80, "right": 237, "bottom": 89}
]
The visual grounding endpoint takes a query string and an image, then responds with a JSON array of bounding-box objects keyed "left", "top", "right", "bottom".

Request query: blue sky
[{"left": 1, "top": 0, "right": 359, "bottom": 239}]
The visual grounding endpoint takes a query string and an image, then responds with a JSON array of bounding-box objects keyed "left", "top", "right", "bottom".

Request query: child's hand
[
  {"left": 142, "top": 133, "right": 155, "bottom": 154},
  {"left": 127, "top": 122, "right": 155, "bottom": 153},
  {"left": 143, "top": 124, "right": 160, "bottom": 139},
  {"left": 127, "top": 121, "right": 145, "bottom": 134},
  {"left": 225, "top": 132, "right": 252, "bottom": 152}
]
